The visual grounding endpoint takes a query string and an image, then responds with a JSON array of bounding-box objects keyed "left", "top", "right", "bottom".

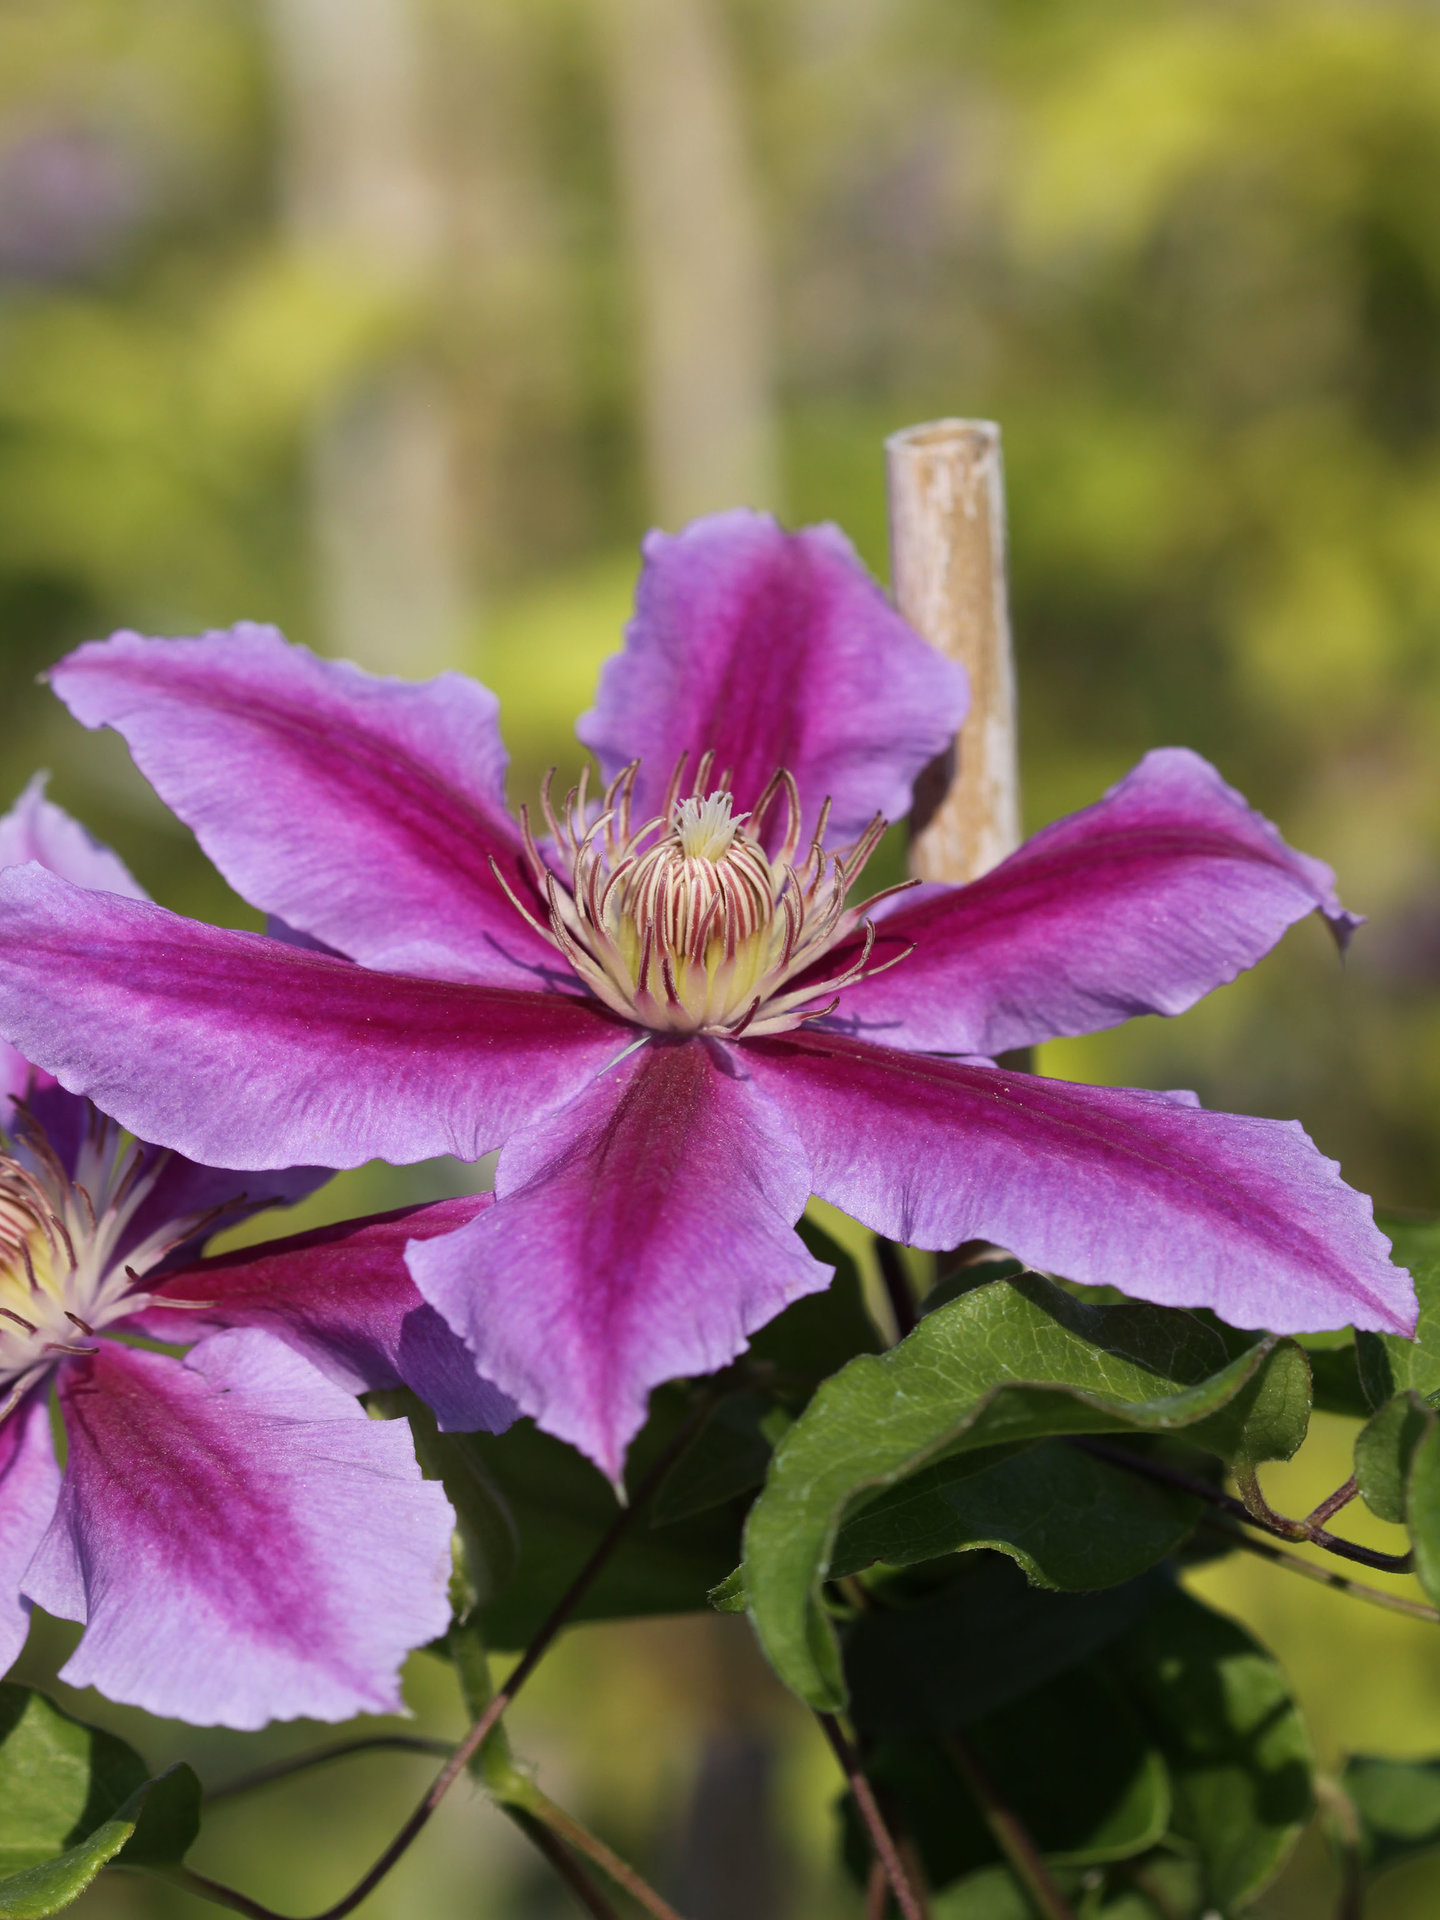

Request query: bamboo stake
[{"left": 886, "top": 419, "right": 1020, "bottom": 884}]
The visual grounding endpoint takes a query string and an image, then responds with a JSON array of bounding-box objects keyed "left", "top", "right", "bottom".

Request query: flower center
[
  {"left": 494, "top": 751, "right": 916, "bottom": 1037},
  {"left": 0, "top": 1152, "right": 109, "bottom": 1415},
  {"left": 0, "top": 1107, "right": 229, "bottom": 1421}
]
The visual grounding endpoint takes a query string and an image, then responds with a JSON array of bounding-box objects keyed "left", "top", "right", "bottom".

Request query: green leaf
[
  {"left": 747, "top": 1217, "right": 882, "bottom": 1382},
  {"left": 1402, "top": 1414, "right": 1440, "bottom": 1609},
  {"left": 410, "top": 1406, "right": 520, "bottom": 1615},
  {"left": 1111, "top": 1587, "right": 1314, "bottom": 1912},
  {"left": 1357, "top": 1212, "right": 1440, "bottom": 1407},
  {"left": 653, "top": 1392, "right": 792, "bottom": 1524},
  {"left": 1343, "top": 1754, "right": 1440, "bottom": 1879},
  {"left": 0, "top": 1688, "right": 199, "bottom": 1917},
  {"left": 843, "top": 1661, "right": 1169, "bottom": 1891},
  {"left": 926, "top": 1865, "right": 1036, "bottom": 1919},
  {"left": 368, "top": 1389, "right": 520, "bottom": 1615},
  {"left": 843, "top": 1554, "right": 1170, "bottom": 1735},
  {"left": 707, "top": 1566, "right": 747, "bottom": 1614},
  {"left": 831, "top": 1438, "right": 1199, "bottom": 1590},
  {"left": 473, "top": 1392, "right": 743, "bottom": 1648},
  {"left": 1350, "top": 1386, "right": 1440, "bottom": 1605},
  {"left": 0, "top": 1687, "right": 147, "bottom": 1872},
  {"left": 109, "top": 1765, "right": 202, "bottom": 1870},
  {"left": 0, "top": 1767, "right": 201, "bottom": 1918},
  {"left": 742, "top": 1273, "right": 1310, "bottom": 1709},
  {"left": 1354, "top": 1390, "right": 1434, "bottom": 1524},
  {"left": 927, "top": 1855, "right": 1204, "bottom": 1919},
  {"left": 1086, "top": 1854, "right": 1207, "bottom": 1919},
  {"left": 918, "top": 1255, "right": 1027, "bottom": 1321},
  {"left": 1297, "top": 1330, "right": 1372, "bottom": 1420},
  {"left": 470, "top": 1234, "right": 886, "bottom": 1643}
]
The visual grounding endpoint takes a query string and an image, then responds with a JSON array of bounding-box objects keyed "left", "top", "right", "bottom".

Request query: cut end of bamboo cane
[{"left": 886, "top": 418, "right": 1020, "bottom": 888}]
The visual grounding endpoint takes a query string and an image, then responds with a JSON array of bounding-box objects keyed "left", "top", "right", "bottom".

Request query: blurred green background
[{"left": 4, "top": 0, "right": 1440, "bottom": 1912}]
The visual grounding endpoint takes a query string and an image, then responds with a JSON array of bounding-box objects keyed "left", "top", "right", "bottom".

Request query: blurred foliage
[{"left": 4, "top": 0, "right": 1440, "bottom": 1914}]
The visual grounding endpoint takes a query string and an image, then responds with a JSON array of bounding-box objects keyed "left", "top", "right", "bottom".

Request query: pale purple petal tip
[
  {"left": 578, "top": 511, "right": 967, "bottom": 849},
  {"left": 744, "top": 1033, "right": 1416, "bottom": 1340},
  {"left": 25, "top": 1333, "right": 455, "bottom": 1729},
  {"left": 828, "top": 747, "right": 1367, "bottom": 1056}
]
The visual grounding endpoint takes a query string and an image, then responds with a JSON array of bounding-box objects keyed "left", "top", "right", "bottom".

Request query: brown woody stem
[
  {"left": 943, "top": 1731, "right": 1078, "bottom": 1920},
  {"left": 502, "top": 1807, "right": 623, "bottom": 1920},
  {"left": 516, "top": 1788, "right": 686, "bottom": 1920},
  {"left": 203, "top": 1736, "right": 454, "bottom": 1804},
  {"left": 816, "top": 1713, "right": 929, "bottom": 1920},
  {"left": 1197, "top": 1515, "right": 1438, "bottom": 1623},
  {"left": 1307, "top": 1474, "right": 1360, "bottom": 1529},
  {"left": 1074, "top": 1438, "right": 1414, "bottom": 1575}
]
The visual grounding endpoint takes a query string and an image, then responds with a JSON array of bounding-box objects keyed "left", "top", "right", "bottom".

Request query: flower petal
[
  {"left": 141, "top": 1197, "right": 514, "bottom": 1433},
  {"left": 742, "top": 1031, "right": 1415, "bottom": 1337},
  {"left": 0, "top": 1391, "right": 61, "bottom": 1675},
  {"left": 0, "top": 867, "right": 629, "bottom": 1170},
  {"left": 24, "top": 1333, "right": 454, "bottom": 1728},
  {"left": 0, "top": 773, "right": 147, "bottom": 1118},
  {"left": 0, "top": 772, "right": 148, "bottom": 902},
  {"left": 50, "top": 625, "right": 557, "bottom": 987},
  {"left": 577, "top": 512, "right": 967, "bottom": 848},
  {"left": 407, "top": 1037, "right": 832, "bottom": 1482},
  {"left": 827, "top": 748, "right": 1363, "bottom": 1055}
]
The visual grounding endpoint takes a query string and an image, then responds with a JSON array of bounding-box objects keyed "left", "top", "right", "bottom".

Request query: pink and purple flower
[
  {"left": 0, "top": 778, "right": 501, "bottom": 1727},
  {"left": 0, "top": 511, "right": 1415, "bottom": 1482}
]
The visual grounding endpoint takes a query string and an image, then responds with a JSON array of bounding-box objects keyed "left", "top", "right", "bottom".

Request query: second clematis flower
[
  {"left": 0, "top": 511, "right": 1416, "bottom": 1482},
  {"left": 0, "top": 777, "right": 509, "bottom": 1726}
]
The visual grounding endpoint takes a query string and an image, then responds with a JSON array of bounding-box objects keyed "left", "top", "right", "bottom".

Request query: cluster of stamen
[
  {"left": 0, "top": 1106, "right": 229, "bottom": 1422},
  {"left": 493, "top": 750, "right": 916, "bottom": 1037}
]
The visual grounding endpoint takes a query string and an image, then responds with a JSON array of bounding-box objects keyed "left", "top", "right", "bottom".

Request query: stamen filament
[{"left": 494, "top": 751, "right": 913, "bottom": 1039}]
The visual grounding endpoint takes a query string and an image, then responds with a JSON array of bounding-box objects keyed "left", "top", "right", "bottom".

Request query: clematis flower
[
  {"left": 0, "top": 777, "right": 505, "bottom": 1727},
  {"left": 0, "top": 512, "right": 1415, "bottom": 1484}
]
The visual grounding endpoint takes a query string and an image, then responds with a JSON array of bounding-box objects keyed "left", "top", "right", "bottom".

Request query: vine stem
[
  {"left": 197, "top": 1733, "right": 647, "bottom": 1919},
  {"left": 1073, "top": 1438, "right": 1414, "bottom": 1575},
  {"left": 816, "top": 1713, "right": 929, "bottom": 1920},
  {"left": 503, "top": 1807, "right": 622, "bottom": 1920},
  {"left": 204, "top": 1736, "right": 455, "bottom": 1803},
  {"left": 865, "top": 1857, "right": 890, "bottom": 1919},
  {"left": 1315, "top": 1776, "right": 1365, "bottom": 1920},
  {"left": 1307, "top": 1474, "right": 1360, "bottom": 1529},
  {"left": 162, "top": 1406, "right": 710, "bottom": 1920},
  {"left": 943, "top": 1732, "right": 1078, "bottom": 1920},
  {"left": 516, "top": 1787, "right": 686, "bottom": 1920},
  {"left": 1197, "top": 1515, "right": 1440, "bottom": 1622}
]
